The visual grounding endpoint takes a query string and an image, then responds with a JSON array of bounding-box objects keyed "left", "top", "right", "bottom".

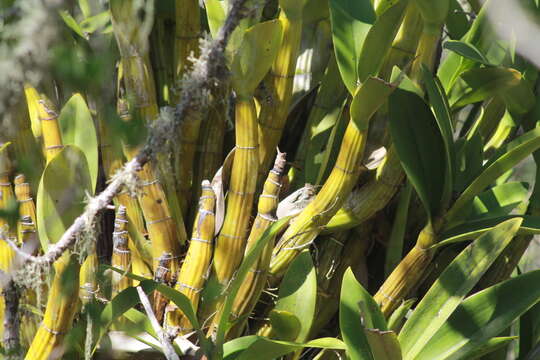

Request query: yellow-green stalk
[
  {"left": 166, "top": 181, "right": 215, "bottom": 333},
  {"left": 152, "top": 252, "right": 173, "bottom": 322},
  {"left": 213, "top": 96, "right": 259, "bottom": 284},
  {"left": 226, "top": 151, "right": 287, "bottom": 337},
  {"left": 111, "top": 206, "right": 132, "bottom": 298},
  {"left": 14, "top": 174, "right": 37, "bottom": 246},
  {"left": 257, "top": 6, "right": 305, "bottom": 181},
  {"left": 324, "top": 147, "right": 404, "bottom": 232},
  {"left": 80, "top": 251, "right": 98, "bottom": 305},
  {"left": 269, "top": 78, "right": 395, "bottom": 278},
  {"left": 24, "top": 253, "right": 80, "bottom": 360},
  {"left": 35, "top": 97, "right": 63, "bottom": 163},
  {"left": 324, "top": 2, "right": 422, "bottom": 233},
  {"left": 174, "top": 0, "right": 202, "bottom": 216},
  {"left": 111, "top": 0, "right": 187, "bottom": 280}
]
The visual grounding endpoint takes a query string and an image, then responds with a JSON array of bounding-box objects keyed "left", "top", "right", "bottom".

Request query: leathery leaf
[
  {"left": 36, "top": 145, "right": 92, "bottom": 250},
  {"left": 230, "top": 20, "right": 283, "bottom": 97},
  {"left": 399, "top": 218, "right": 522, "bottom": 359},
  {"left": 58, "top": 93, "right": 99, "bottom": 192}
]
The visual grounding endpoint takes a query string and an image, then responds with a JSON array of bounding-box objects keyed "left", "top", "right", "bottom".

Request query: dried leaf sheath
[
  {"left": 213, "top": 97, "right": 259, "bottom": 284},
  {"left": 24, "top": 253, "right": 80, "bottom": 360},
  {"left": 228, "top": 151, "right": 287, "bottom": 336},
  {"left": 111, "top": 206, "right": 132, "bottom": 297},
  {"left": 166, "top": 181, "right": 215, "bottom": 332}
]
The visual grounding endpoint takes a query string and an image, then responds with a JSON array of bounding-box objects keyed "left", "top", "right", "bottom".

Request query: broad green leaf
[
  {"left": 94, "top": 281, "right": 157, "bottom": 352},
  {"left": 446, "top": 127, "right": 540, "bottom": 222},
  {"left": 230, "top": 20, "right": 283, "bottom": 97},
  {"left": 269, "top": 310, "right": 301, "bottom": 341},
  {"left": 451, "top": 67, "right": 535, "bottom": 114},
  {"left": 58, "top": 93, "right": 99, "bottom": 192},
  {"left": 421, "top": 66, "right": 455, "bottom": 209},
  {"left": 445, "top": 0, "right": 470, "bottom": 40},
  {"left": 466, "top": 337, "right": 517, "bottom": 359},
  {"left": 399, "top": 218, "right": 522, "bottom": 359},
  {"left": 364, "top": 329, "right": 402, "bottom": 360},
  {"left": 350, "top": 77, "right": 396, "bottom": 131},
  {"left": 438, "top": 215, "right": 540, "bottom": 247},
  {"left": 413, "top": 0, "right": 450, "bottom": 28},
  {"left": 388, "top": 88, "right": 446, "bottom": 219},
  {"left": 36, "top": 146, "right": 92, "bottom": 250},
  {"left": 274, "top": 250, "right": 317, "bottom": 342},
  {"left": 279, "top": 0, "right": 309, "bottom": 20},
  {"left": 443, "top": 40, "right": 490, "bottom": 65},
  {"left": 357, "top": 0, "right": 408, "bottom": 81},
  {"left": 340, "top": 268, "right": 375, "bottom": 360},
  {"left": 234, "top": 336, "right": 346, "bottom": 360},
  {"left": 387, "top": 298, "right": 416, "bottom": 332},
  {"left": 415, "top": 269, "right": 540, "bottom": 360},
  {"left": 204, "top": 0, "right": 227, "bottom": 38},
  {"left": 329, "top": 0, "right": 376, "bottom": 94},
  {"left": 469, "top": 182, "right": 529, "bottom": 221},
  {"left": 214, "top": 218, "right": 291, "bottom": 350},
  {"left": 122, "top": 308, "right": 158, "bottom": 339}
]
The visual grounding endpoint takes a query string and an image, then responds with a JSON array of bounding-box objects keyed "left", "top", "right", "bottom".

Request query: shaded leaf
[
  {"left": 36, "top": 146, "right": 92, "bottom": 250},
  {"left": 388, "top": 88, "right": 446, "bottom": 219},
  {"left": 364, "top": 329, "right": 402, "bottom": 360},
  {"left": 443, "top": 40, "right": 490, "bottom": 65},
  {"left": 415, "top": 269, "right": 540, "bottom": 360},
  {"left": 269, "top": 310, "right": 301, "bottom": 342},
  {"left": 274, "top": 250, "right": 317, "bottom": 342},
  {"left": 399, "top": 218, "right": 522, "bottom": 359},
  {"left": 57, "top": 93, "right": 99, "bottom": 192},
  {"left": 329, "top": 0, "right": 376, "bottom": 94}
]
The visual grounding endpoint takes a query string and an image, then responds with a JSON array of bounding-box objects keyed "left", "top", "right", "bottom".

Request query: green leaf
[
  {"left": 364, "top": 329, "right": 402, "bottom": 360},
  {"left": 469, "top": 182, "right": 529, "bottom": 221},
  {"left": 387, "top": 299, "right": 416, "bottom": 332},
  {"left": 214, "top": 218, "right": 292, "bottom": 350},
  {"left": 421, "top": 66, "right": 456, "bottom": 209},
  {"left": 466, "top": 337, "right": 517, "bottom": 359},
  {"left": 329, "top": 0, "right": 376, "bottom": 94},
  {"left": 399, "top": 218, "right": 522, "bottom": 359},
  {"left": 233, "top": 337, "right": 346, "bottom": 360},
  {"left": 438, "top": 215, "right": 540, "bottom": 247},
  {"left": 447, "top": 127, "right": 540, "bottom": 222},
  {"left": 204, "top": 0, "right": 227, "bottom": 38},
  {"left": 451, "top": 67, "right": 535, "bottom": 114},
  {"left": 269, "top": 310, "right": 301, "bottom": 341},
  {"left": 279, "top": 0, "right": 309, "bottom": 20},
  {"left": 230, "top": 20, "right": 283, "bottom": 97},
  {"left": 79, "top": 11, "right": 111, "bottom": 34},
  {"left": 520, "top": 301, "right": 540, "bottom": 359},
  {"left": 415, "top": 269, "right": 540, "bottom": 360},
  {"left": 57, "top": 93, "right": 99, "bottom": 192},
  {"left": 388, "top": 88, "right": 446, "bottom": 219},
  {"left": 443, "top": 40, "right": 490, "bottom": 65},
  {"left": 357, "top": 0, "right": 408, "bottom": 81},
  {"left": 445, "top": 0, "right": 470, "bottom": 40},
  {"left": 274, "top": 250, "right": 317, "bottom": 342},
  {"left": 60, "top": 10, "right": 88, "bottom": 40},
  {"left": 95, "top": 281, "right": 157, "bottom": 352},
  {"left": 36, "top": 146, "right": 92, "bottom": 250},
  {"left": 350, "top": 77, "right": 396, "bottom": 131},
  {"left": 340, "top": 268, "right": 375, "bottom": 360}
]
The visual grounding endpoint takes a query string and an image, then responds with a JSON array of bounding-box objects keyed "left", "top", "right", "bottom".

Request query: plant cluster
[{"left": 1, "top": 0, "right": 540, "bottom": 359}]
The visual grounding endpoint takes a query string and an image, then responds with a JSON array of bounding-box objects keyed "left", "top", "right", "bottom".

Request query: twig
[
  {"left": 136, "top": 286, "right": 180, "bottom": 360},
  {"left": 2, "top": 0, "right": 254, "bottom": 269},
  {"left": 2, "top": 277, "right": 20, "bottom": 359}
]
